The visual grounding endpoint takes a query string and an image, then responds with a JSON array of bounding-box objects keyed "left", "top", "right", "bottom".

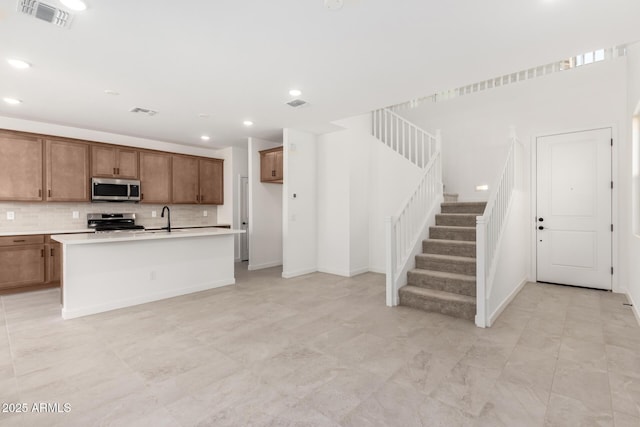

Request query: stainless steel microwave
[{"left": 91, "top": 178, "right": 141, "bottom": 202}]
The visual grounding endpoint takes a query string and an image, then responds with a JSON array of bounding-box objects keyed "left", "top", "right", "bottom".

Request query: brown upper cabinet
[
  {"left": 91, "top": 145, "right": 139, "bottom": 179},
  {"left": 259, "top": 146, "right": 283, "bottom": 183},
  {"left": 45, "top": 138, "right": 90, "bottom": 202},
  {"left": 172, "top": 155, "right": 224, "bottom": 205},
  {"left": 0, "top": 131, "right": 43, "bottom": 201},
  {"left": 199, "top": 158, "right": 224, "bottom": 205},
  {"left": 139, "top": 151, "right": 172, "bottom": 204},
  {"left": 172, "top": 155, "right": 200, "bottom": 204}
]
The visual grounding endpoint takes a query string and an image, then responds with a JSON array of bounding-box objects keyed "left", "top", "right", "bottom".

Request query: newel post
[{"left": 385, "top": 216, "right": 397, "bottom": 307}]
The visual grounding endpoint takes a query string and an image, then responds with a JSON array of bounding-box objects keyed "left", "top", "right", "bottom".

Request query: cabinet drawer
[{"left": 0, "top": 235, "right": 45, "bottom": 247}]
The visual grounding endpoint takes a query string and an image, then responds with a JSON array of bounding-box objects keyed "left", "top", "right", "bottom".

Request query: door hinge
[
  {"left": 611, "top": 267, "right": 614, "bottom": 275},
  {"left": 611, "top": 224, "right": 614, "bottom": 232},
  {"left": 611, "top": 181, "right": 614, "bottom": 189},
  {"left": 611, "top": 138, "right": 613, "bottom": 146}
]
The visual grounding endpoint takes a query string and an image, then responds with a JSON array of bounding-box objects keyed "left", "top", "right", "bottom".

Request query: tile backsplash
[{"left": 0, "top": 202, "right": 220, "bottom": 233}]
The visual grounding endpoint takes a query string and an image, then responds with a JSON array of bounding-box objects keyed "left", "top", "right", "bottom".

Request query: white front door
[{"left": 536, "top": 128, "right": 612, "bottom": 290}]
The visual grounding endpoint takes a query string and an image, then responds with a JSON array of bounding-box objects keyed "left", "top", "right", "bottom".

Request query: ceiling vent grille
[
  {"left": 287, "top": 99, "right": 307, "bottom": 108},
  {"left": 18, "top": 0, "right": 73, "bottom": 28},
  {"left": 129, "top": 107, "right": 159, "bottom": 116}
]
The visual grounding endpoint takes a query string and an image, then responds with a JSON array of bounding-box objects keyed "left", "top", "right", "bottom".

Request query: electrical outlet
[
  {"left": 72, "top": 211, "right": 79, "bottom": 219},
  {"left": 152, "top": 211, "right": 157, "bottom": 218},
  {"left": 203, "top": 210, "right": 208, "bottom": 217},
  {"left": 6, "top": 211, "right": 14, "bottom": 220}
]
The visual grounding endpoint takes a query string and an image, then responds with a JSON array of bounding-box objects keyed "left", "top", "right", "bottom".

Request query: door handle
[
  {"left": 538, "top": 226, "right": 544, "bottom": 230},
  {"left": 538, "top": 218, "right": 544, "bottom": 222}
]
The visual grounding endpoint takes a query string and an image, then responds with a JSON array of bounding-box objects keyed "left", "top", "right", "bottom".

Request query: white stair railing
[
  {"left": 372, "top": 108, "right": 438, "bottom": 167},
  {"left": 385, "top": 136, "right": 442, "bottom": 306},
  {"left": 475, "top": 129, "right": 520, "bottom": 327}
]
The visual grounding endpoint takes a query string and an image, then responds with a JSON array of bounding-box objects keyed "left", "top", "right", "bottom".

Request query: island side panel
[{"left": 61, "top": 234, "right": 235, "bottom": 319}]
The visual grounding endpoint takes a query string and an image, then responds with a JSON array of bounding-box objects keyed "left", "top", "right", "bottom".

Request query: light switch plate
[
  {"left": 203, "top": 210, "right": 208, "bottom": 217},
  {"left": 6, "top": 211, "right": 14, "bottom": 220},
  {"left": 151, "top": 211, "right": 157, "bottom": 218},
  {"left": 72, "top": 211, "right": 79, "bottom": 219}
]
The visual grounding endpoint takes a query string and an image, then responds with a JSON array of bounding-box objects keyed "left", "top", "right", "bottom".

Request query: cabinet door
[
  {"left": 199, "top": 159, "right": 223, "bottom": 205},
  {"left": 91, "top": 145, "right": 117, "bottom": 177},
  {"left": 274, "top": 150, "right": 283, "bottom": 181},
  {"left": 139, "top": 151, "right": 172, "bottom": 203},
  {"left": 0, "top": 132, "right": 43, "bottom": 201},
  {"left": 0, "top": 245, "right": 45, "bottom": 290},
  {"left": 260, "top": 151, "right": 276, "bottom": 182},
  {"left": 117, "top": 149, "right": 139, "bottom": 179},
  {"left": 172, "top": 155, "right": 199, "bottom": 204},
  {"left": 46, "top": 139, "right": 90, "bottom": 202},
  {"left": 46, "top": 241, "right": 61, "bottom": 284}
]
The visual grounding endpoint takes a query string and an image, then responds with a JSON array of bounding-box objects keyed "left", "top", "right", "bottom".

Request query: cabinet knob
[
  {"left": 48, "top": 189, "right": 51, "bottom": 197},
  {"left": 40, "top": 249, "right": 44, "bottom": 258}
]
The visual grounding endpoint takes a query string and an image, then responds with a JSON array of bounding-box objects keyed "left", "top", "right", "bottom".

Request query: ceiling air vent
[
  {"left": 18, "top": 0, "right": 73, "bottom": 28},
  {"left": 287, "top": 99, "right": 308, "bottom": 108},
  {"left": 129, "top": 107, "right": 159, "bottom": 116}
]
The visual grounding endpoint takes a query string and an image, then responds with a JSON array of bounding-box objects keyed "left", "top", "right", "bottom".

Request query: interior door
[
  {"left": 536, "top": 128, "right": 612, "bottom": 290},
  {"left": 240, "top": 176, "right": 249, "bottom": 261}
]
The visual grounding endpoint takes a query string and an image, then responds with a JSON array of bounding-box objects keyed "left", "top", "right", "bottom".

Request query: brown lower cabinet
[{"left": 0, "top": 234, "right": 62, "bottom": 294}]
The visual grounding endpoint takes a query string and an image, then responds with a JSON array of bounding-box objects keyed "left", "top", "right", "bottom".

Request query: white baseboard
[
  {"left": 349, "top": 266, "right": 369, "bottom": 276},
  {"left": 248, "top": 261, "right": 282, "bottom": 271},
  {"left": 368, "top": 267, "right": 386, "bottom": 274},
  {"left": 316, "top": 266, "right": 370, "bottom": 278},
  {"left": 487, "top": 277, "right": 528, "bottom": 327},
  {"left": 282, "top": 267, "right": 317, "bottom": 279},
  {"left": 627, "top": 290, "right": 640, "bottom": 327}
]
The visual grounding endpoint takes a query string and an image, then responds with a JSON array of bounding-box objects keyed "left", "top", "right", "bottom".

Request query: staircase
[{"left": 399, "top": 200, "right": 486, "bottom": 321}]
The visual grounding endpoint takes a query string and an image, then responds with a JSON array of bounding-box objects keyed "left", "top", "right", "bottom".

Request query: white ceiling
[{"left": 0, "top": 0, "right": 639, "bottom": 149}]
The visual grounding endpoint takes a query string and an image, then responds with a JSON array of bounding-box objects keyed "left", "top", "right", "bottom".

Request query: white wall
[
  {"left": 316, "top": 115, "right": 372, "bottom": 276},
  {"left": 400, "top": 58, "right": 628, "bottom": 203},
  {"left": 282, "top": 129, "right": 317, "bottom": 278},
  {"left": 368, "top": 131, "right": 423, "bottom": 273},
  {"left": 248, "top": 138, "right": 283, "bottom": 270},
  {"left": 623, "top": 42, "right": 640, "bottom": 318}
]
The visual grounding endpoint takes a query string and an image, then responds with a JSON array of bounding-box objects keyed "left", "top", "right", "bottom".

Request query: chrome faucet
[{"left": 161, "top": 206, "right": 171, "bottom": 232}]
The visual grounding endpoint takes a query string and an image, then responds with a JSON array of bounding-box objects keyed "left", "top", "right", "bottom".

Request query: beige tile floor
[{"left": 0, "top": 263, "right": 639, "bottom": 426}]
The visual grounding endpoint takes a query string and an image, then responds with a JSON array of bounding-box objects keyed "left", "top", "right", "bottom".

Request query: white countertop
[
  {"left": 0, "top": 229, "right": 93, "bottom": 237},
  {"left": 0, "top": 224, "right": 232, "bottom": 237},
  {"left": 52, "top": 227, "right": 244, "bottom": 245}
]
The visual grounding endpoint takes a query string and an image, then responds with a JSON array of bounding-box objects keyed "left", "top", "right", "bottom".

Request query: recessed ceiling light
[
  {"left": 289, "top": 89, "right": 302, "bottom": 97},
  {"left": 104, "top": 89, "right": 119, "bottom": 95},
  {"left": 60, "top": 0, "right": 87, "bottom": 11},
  {"left": 7, "top": 58, "right": 31, "bottom": 69},
  {"left": 3, "top": 97, "right": 22, "bottom": 105},
  {"left": 200, "top": 135, "right": 210, "bottom": 141},
  {"left": 243, "top": 120, "right": 254, "bottom": 127}
]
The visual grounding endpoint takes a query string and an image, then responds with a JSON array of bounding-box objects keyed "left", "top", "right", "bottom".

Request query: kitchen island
[{"left": 52, "top": 228, "right": 244, "bottom": 319}]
